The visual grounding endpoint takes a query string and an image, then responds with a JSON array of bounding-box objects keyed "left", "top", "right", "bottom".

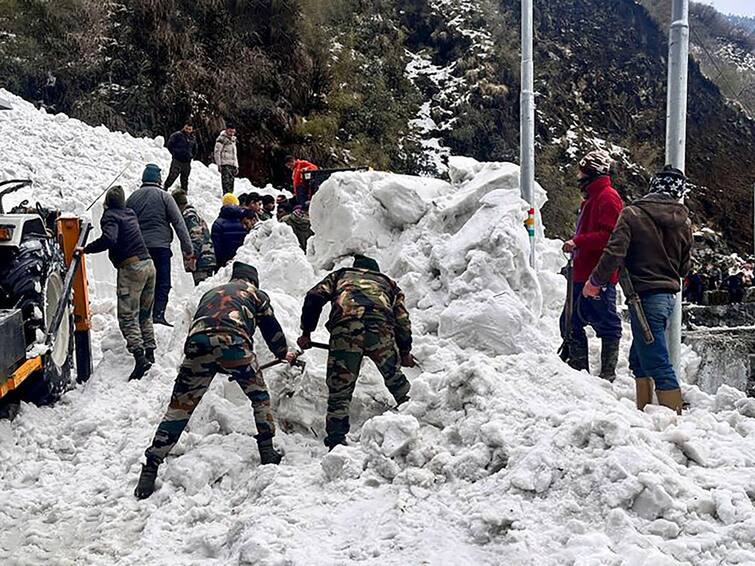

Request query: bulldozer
[{"left": 0, "top": 178, "right": 93, "bottom": 418}]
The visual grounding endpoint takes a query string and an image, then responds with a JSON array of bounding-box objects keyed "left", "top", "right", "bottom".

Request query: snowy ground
[{"left": 2, "top": 91, "right": 755, "bottom": 566}]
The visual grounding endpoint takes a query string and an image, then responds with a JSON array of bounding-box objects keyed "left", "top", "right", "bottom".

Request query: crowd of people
[
  {"left": 684, "top": 261, "right": 755, "bottom": 305},
  {"left": 81, "top": 127, "right": 703, "bottom": 500}
]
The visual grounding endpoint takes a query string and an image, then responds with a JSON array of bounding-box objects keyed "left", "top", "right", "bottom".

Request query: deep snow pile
[{"left": 1, "top": 90, "right": 755, "bottom": 566}]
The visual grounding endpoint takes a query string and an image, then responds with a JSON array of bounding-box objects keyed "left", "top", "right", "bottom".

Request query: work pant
[
  {"left": 628, "top": 292, "right": 679, "bottom": 391},
  {"left": 325, "top": 319, "right": 410, "bottom": 445},
  {"left": 148, "top": 247, "right": 172, "bottom": 318},
  {"left": 164, "top": 159, "right": 191, "bottom": 192},
  {"left": 561, "top": 282, "right": 623, "bottom": 346},
  {"left": 144, "top": 333, "right": 274, "bottom": 464},
  {"left": 221, "top": 165, "right": 238, "bottom": 195},
  {"left": 117, "top": 259, "right": 156, "bottom": 353}
]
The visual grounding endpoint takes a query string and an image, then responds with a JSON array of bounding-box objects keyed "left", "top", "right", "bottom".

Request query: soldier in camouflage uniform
[
  {"left": 135, "top": 261, "right": 296, "bottom": 499},
  {"left": 172, "top": 190, "right": 217, "bottom": 284},
  {"left": 280, "top": 206, "right": 315, "bottom": 251},
  {"left": 297, "top": 255, "right": 414, "bottom": 449}
]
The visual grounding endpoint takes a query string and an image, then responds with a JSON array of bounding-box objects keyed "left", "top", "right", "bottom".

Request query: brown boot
[
  {"left": 656, "top": 389, "right": 683, "bottom": 415},
  {"left": 635, "top": 377, "right": 654, "bottom": 411}
]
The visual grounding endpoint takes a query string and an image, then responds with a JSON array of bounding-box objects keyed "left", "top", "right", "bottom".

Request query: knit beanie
[
  {"left": 104, "top": 186, "right": 126, "bottom": 210},
  {"left": 172, "top": 190, "right": 188, "bottom": 208},
  {"left": 222, "top": 193, "right": 240, "bottom": 206},
  {"left": 142, "top": 163, "right": 162, "bottom": 185},
  {"left": 578, "top": 149, "right": 612, "bottom": 177},
  {"left": 649, "top": 165, "right": 688, "bottom": 200},
  {"left": 353, "top": 254, "right": 380, "bottom": 272}
]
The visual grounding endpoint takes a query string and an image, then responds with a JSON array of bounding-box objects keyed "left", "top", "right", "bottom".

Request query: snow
[{"left": 2, "top": 89, "right": 755, "bottom": 565}]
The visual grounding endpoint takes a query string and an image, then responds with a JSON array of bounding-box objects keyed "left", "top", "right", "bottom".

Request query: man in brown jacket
[{"left": 583, "top": 166, "right": 692, "bottom": 414}]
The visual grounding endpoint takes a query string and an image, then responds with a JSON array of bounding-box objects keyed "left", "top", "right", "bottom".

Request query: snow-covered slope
[{"left": 1, "top": 90, "right": 755, "bottom": 565}]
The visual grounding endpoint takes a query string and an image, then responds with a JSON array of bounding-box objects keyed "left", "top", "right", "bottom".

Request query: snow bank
[{"left": 1, "top": 89, "right": 755, "bottom": 566}]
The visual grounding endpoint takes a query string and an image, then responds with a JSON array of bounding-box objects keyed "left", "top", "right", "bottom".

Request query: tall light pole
[
  {"left": 520, "top": 0, "right": 536, "bottom": 268},
  {"left": 665, "top": 0, "right": 689, "bottom": 372}
]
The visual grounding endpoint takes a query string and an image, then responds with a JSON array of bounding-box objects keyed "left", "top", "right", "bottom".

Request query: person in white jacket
[{"left": 214, "top": 123, "right": 239, "bottom": 195}]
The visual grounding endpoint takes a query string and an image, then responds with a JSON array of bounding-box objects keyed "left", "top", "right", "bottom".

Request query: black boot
[
  {"left": 324, "top": 416, "right": 350, "bottom": 451},
  {"left": 129, "top": 349, "right": 152, "bottom": 381},
  {"left": 134, "top": 460, "right": 159, "bottom": 499},
  {"left": 153, "top": 313, "right": 173, "bottom": 327},
  {"left": 145, "top": 348, "right": 155, "bottom": 364},
  {"left": 599, "top": 338, "right": 620, "bottom": 382},
  {"left": 566, "top": 339, "right": 589, "bottom": 372},
  {"left": 257, "top": 435, "right": 282, "bottom": 465}
]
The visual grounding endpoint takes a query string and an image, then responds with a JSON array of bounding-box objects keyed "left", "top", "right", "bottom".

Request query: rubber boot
[
  {"left": 599, "top": 338, "right": 620, "bottom": 382},
  {"left": 134, "top": 460, "right": 159, "bottom": 499},
  {"left": 635, "top": 377, "right": 654, "bottom": 411},
  {"left": 145, "top": 348, "right": 155, "bottom": 364},
  {"left": 129, "top": 350, "right": 152, "bottom": 381},
  {"left": 153, "top": 313, "right": 173, "bottom": 327},
  {"left": 257, "top": 436, "right": 282, "bottom": 465},
  {"left": 567, "top": 339, "right": 589, "bottom": 372},
  {"left": 656, "top": 389, "right": 683, "bottom": 415}
]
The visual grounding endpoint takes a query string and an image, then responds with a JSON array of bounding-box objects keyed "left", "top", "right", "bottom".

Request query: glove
[
  {"left": 401, "top": 353, "right": 416, "bottom": 368},
  {"left": 297, "top": 334, "right": 312, "bottom": 350}
]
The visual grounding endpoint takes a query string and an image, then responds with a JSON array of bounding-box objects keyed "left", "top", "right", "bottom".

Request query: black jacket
[
  {"left": 167, "top": 130, "right": 197, "bottom": 163},
  {"left": 211, "top": 206, "right": 249, "bottom": 267},
  {"left": 84, "top": 207, "right": 150, "bottom": 268}
]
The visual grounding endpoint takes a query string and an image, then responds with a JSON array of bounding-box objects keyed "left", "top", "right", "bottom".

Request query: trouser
[
  {"left": 117, "top": 259, "right": 156, "bottom": 352},
  {"left": 148, "top": 247, "right": 172, "bottom": 317},
  {"left": 164, "top": 160, "right": 191, "bottom": 192},
  {"left": 221, "top": 165, "right": 238, "bottom": 195},
  {"left": 144, "top": 333, "right": 274, "bottom": 464},
  {"left": 192, "top": 269, "right": 211, "bottom": 286},
  {"left": 561, "top": 282, "right": 623, "bottom": 346},
  {"left": 628, "top": 292, "right": 679, "bottom": 391},
  {"left": 325, "top": 319, "right": 410, "bottom": 444}
]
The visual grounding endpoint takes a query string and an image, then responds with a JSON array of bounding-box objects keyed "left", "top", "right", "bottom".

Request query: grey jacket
[
  {"left": 214, "top": 132, "right": 238, "bottom": 167},
  {"left": 126, "top": 182, "right": 193, "bottom": 254}
]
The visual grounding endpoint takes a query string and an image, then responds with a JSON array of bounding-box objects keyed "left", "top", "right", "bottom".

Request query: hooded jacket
[
  {"left": 84, "top": 188, "right": 150, "bottom": 268},
  {"left": 126, "top": 182, "right": 193, "bottom": 254},
  {"left": 214, "top": 131, "right": 238, "bottom": 168},
  {"left": 590, "top": 195, "right": 692, "bottom": 294},
  {"left": 211, "top": 205, "right": 248, "bottom": 267},
  {"left": 572, "top": 176, "right": 623, "bottom": 284}
]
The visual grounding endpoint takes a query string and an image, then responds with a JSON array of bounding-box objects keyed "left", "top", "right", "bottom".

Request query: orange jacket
[{"left": 292, "top": 160, "right": 318, "bottom": 190}]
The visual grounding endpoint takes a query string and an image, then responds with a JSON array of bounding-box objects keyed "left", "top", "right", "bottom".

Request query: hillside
[{"left": 1, "top": 0, "right": 754, "bottom": 250}]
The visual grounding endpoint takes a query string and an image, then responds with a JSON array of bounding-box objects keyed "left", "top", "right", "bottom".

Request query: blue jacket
[{"left": 212, "top": 205, "right": 248, "bottom": 267}]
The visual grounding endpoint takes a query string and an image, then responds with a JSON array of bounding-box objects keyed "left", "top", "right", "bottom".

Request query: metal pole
[
  {"left": 665, "top": 0, "right": 689, "bottom": 373},
  {"left": 520, "top": 0, "right": 536, "bottom": 268}
]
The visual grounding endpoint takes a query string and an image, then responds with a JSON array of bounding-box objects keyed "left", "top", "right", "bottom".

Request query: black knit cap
[
  {"left": 353, "top": 254, "right": 380, "bottom": 272},
  {"left": 105, "top": 186, "right": 126, "bottom": 209},
  {"left": 231, "top": 261, "right": 259, "bottom": 286}
]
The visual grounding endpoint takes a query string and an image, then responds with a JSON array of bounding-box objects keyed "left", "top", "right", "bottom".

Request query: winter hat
[
  {"left": 104, "top": 186, "right": 126, "bottom": 210},
  {"left": 172, "top": 190, "right": 188, "bottom": 208},
  {"left": 353, "top": 254, "right": 380, "bottom": 272},
  {"left": 578, "top": 149, "right": 613, "bottom": 177},
  {"left": 142, "top": 163, "right": 162, "bottom": 185},
  {"left": 649, "top": 165, "right": 688, "bottom": 200},
  {"left": 222, "top": 193, "right": 239, "bottom": 206},
  {"left": 231, "top": 262, "right": 259, "bottom": 286}
]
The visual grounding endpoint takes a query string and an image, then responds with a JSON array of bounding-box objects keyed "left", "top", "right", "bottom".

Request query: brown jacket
[{"left": 590, "top": 195, "right": 692, "bottom": 294}]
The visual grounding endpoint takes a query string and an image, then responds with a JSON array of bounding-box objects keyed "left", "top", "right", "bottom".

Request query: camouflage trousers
[
  {"left": 325, "top": 319, "right": 410, "bottom": 445},
  {"left": 220, "top": 165, "right": 238, "bottom": 195},
  {"left": 192, "top": 269, "right": 212, "bottom": 286},
  {"left": 144, "top": 332, "right": 274, "bottom": 464},
  {"left": 117, "top": 259, "right": 156, "bottom": 353}
]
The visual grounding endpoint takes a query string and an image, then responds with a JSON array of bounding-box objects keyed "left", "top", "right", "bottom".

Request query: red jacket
[
  {"left": 572, "top": 176, "right": 623, "bottom": 284},
  {"left": 292, "top": 160, "right": 318, "bottom": 191}
]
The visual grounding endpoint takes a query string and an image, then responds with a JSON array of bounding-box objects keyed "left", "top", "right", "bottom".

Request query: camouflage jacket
[
  {"left": 301, "top": 268, "right": 412, "bottom": 354},
  {"left": 281, "top": 210, "right": 314, "bottom": 251},
  {"left": 258, "top": 210, "right": 273, "bottom": 221},
  {"left": 183, "top": 205, "right": 217, "bottom": 271},
  {"left": 189, "top": 280, "right": 288, "bottom": 359}
]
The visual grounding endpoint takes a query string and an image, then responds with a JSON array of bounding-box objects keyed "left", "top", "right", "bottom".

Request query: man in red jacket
[
  {"left": 285, "top": 155, "right": 319, "bottom": 208},
  {"left": 561, "top": 149, "right": 624, "bottom": 380}
]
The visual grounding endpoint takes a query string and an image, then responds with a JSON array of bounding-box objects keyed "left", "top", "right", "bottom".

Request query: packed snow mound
[{"left": 1, "top": 90, "right": 754, "bottom": 566}]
